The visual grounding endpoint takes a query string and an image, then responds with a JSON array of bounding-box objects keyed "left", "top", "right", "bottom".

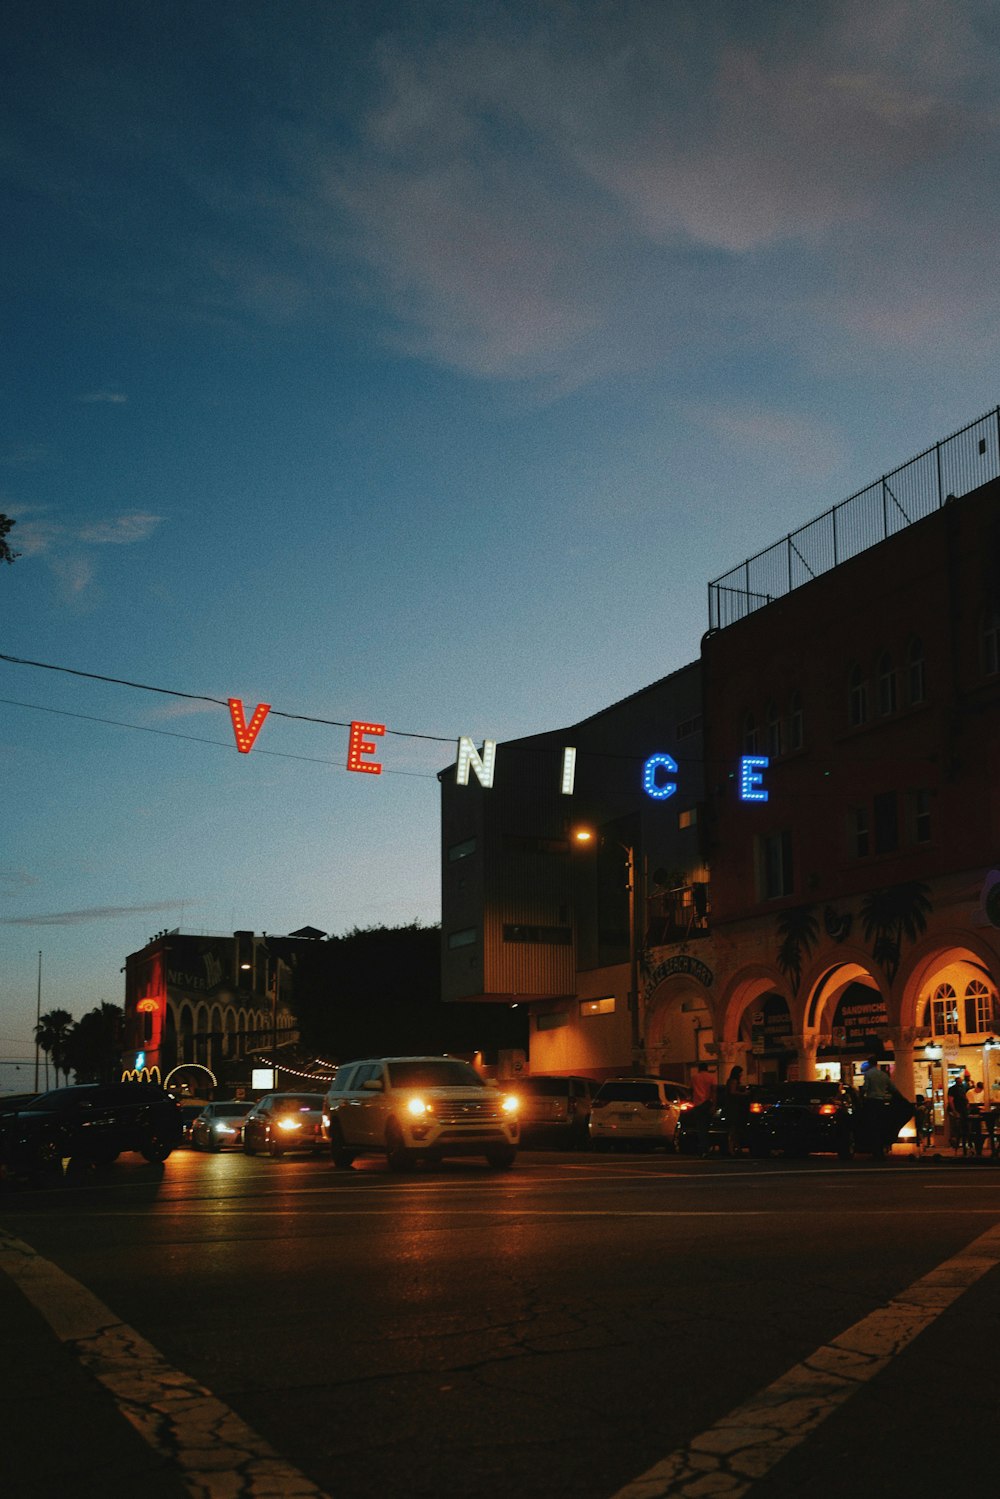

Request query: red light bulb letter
[
  {"left": 228, "top": 698, "right": 271, "bottom": 754},
  {"left": 347, "top": 720, "right": 386, "bottom": 775}
]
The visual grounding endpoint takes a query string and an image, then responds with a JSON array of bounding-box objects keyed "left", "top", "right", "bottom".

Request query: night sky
[{"left": 2, "top": 1, "right": 998, "bottom": 1087}]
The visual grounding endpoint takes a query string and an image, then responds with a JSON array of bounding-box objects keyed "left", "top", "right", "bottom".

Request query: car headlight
[
  {"left": 277, "top": 1118, "right": 302, "bottom": 1131},
  {"left": 407, "top": 1097, "right": 428, "bottom": 1117},
  {"left": 214, "top": 1122, "right": 232, "bottom": 1133},
  {"left": 501, "top": 1094, "right": 519, "bottom": 1114}
]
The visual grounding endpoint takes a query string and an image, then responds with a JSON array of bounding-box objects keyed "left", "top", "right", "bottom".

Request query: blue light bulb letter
[
  {"left": 643, "top": 753, "right": 678, "bottom": 801},
  {"left": 740, "top": 755, "right": 769, "bottom": 803}
]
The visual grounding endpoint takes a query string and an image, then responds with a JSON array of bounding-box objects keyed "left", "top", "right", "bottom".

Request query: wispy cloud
[
  {"left": 76, "top": 390, "right": 128, "bottom": 404},
  {"left": 77, "top": 512, "right": 161, "bottom": 545},
  {"left": 0, "top": 867, "right": 40, "bottom": 895},
  {"left": 1, "top": 899, "right": 190, "bottom": 928},
  {"left": 11, "top": 507, "right": 164, "bottom": 600}
]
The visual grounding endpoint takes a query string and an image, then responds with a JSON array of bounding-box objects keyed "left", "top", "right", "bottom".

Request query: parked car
[
  {"left": 323, "top": 1056, "right": 520, "bottom": 1172},
  {"left": 178, "top": 1102, "right": 208, "bottom": 1146},
  {"left": 589, "top": 1078, "right": 692, "bottom": 1151},
  {"left": 2, "top": 1082, "right": 183, "bottom": 1175},
  {"left": 675, "top": 1099, "right": 733, "bottom": 1155},
  {"left": 190, "top": 1101, "right": 252, "bottom": 1152},
  {"left": 744, "top": 1082, "right": 855, "bottom": 1160},
  {"left": 516, "top": 1075, "right": 595, "bottom": 1148},
  {"left": 242, "top": 1093, "right": 325, "bottom": 1157}
]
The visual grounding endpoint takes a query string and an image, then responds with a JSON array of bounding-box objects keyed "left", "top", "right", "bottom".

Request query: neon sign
[
  {"left": 224, "top": 698, "right": 771, "bottom": 804},
  {"left": 136, "top": 998, "right": 159, "bottom": 1013}
]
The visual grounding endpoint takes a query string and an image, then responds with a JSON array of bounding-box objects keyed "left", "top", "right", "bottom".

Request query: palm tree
[
  {"left": 34, "top": 1008, "right": 74, "bottom": 1087},
  {"left": 860, "top": 882, "right": 932, "bottom": 984},
  {"left": 775, "top": 905, "right": 819, "bottom": 996}
]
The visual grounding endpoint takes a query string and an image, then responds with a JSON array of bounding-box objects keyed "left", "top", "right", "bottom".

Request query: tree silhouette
[
  {"left": 63, "top": 1002, "right": 125, "bottom": 1084},
  {"left": 860, "top": 882, "right": 932, "bottom": 984},
  {"left": 0, "top": 514, "right": 20, "bottom": 566},
  {"left": 775, "top": 905, "right": 819, "bottom": 996},
  {"left": 34, "top": 1008, "right": 75, "bottom": 1087}
]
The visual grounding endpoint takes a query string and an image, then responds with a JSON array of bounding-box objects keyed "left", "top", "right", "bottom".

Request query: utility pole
[{"left": 34, "top": 950, "right": 42, "bottom": 1091}]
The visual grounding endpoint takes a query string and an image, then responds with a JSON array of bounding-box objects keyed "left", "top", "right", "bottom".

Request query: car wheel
[
  {"left": 140, "top": 1134, "right": 172, "bottom": 1164},
  {"left": 486, "top": 1148, "right": 516, "bottom": 1170},
  {"left": 385, "top": 1122, "right": 415, "bottom": 1173},
  {"left": 208, "top": 1136, "right": 221, "bottom": 1153},
  {"left": 243, "top": 1135, "right": 256, "bottom": 1156},
  {"left": 268, "top": 1137, "right": 284, "bottom": 1158},
  {"left": 327, "top": 1123, "right": 356, "bottom": 1170},
  {"left": 838, "top": 1140, "right": 855, "bottom": 1162}
]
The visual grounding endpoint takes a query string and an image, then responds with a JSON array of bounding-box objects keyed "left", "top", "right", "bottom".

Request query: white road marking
[
  {"left": 607, "top": 1219, "right": 1000, "bottom": 1499},
  {"left": 0, "top": 1231, "right": 329, "bottom": 1499}
]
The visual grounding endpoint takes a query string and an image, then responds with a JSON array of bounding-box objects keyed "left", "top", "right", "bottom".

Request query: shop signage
[
  {"left": 829, "top": 994, "right": 889, "bottom": 1054},
  {"left": 646, "top": 955, "right": 714, "bottom": 990},
  {"left": 751, "top": 998, "right": 794, "bottom": 1058},
  {"left": 225, "top": 698, "right": 771, "bottom": 803}
]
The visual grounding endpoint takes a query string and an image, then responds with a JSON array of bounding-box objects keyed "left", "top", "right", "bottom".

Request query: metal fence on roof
[{"left": 707, "top": 406, "right": 1000, "bottom": 631}]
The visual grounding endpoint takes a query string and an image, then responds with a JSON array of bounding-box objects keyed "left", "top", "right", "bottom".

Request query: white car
[
  {"left": 322, "top": 1056, "right": 520, "bottom": 1172},
  {"left": 588, "top": 1077, "right": 693, "bottom": 1151}
]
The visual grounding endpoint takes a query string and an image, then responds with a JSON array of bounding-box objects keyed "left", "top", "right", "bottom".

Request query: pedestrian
[
  {"left": 912, "top": 1093, "right": 932, "bottom": 1154},
  {"left": 861, "top": 1056, "right": 895, "bottom": 1160},
  {"left": 690, "top": 1062, "right": 717, "bottom": 1159},
  {"left": 721, "top": 1065, "right": 748, "bottom": 1156},
  {"left": 948, "top": 1074, "right": 972, "bottom": 1155}
]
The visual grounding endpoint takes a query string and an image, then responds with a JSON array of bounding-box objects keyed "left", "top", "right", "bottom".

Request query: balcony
[{"left": 645, "top": 884, "right": 710, "bottom": 946}]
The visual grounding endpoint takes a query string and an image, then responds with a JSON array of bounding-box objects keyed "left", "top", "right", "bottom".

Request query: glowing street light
[{"left": 572, "top": 825, "right": 644, "bottom": 1073}]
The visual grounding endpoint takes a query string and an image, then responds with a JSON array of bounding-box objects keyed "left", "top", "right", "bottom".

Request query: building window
[
  {"left": 907, "top": 637, "right": 926, "bottom": 704},
  {"left": 850, "top": 806, "right": 870, "bottom": 858},
  {"left": 502, "top": 924, "right": 573, "bottom": 945},
  {"left": 676, "top": 714, "right": 703, "bottom": 739},
  {"left": 877, "top": 653, "right": 897, "bottom": 716},
  {"left": 848, "top": 664, "right": 868, "bottom": 726},
  {"left": 447, "top": 927, "right": 477, "bottom": 949},
  {"left": 742, "top": 712, "right": 758, "bottom": 755},
  {"left": 983, "top": 609, "right": 1000, "bottom": 676},
  {"left": 765, "top": 702, "right": 782, "bottom": 758},
  {"left": 788, "top": 690, "right": 803, "bottom": 752},
  {"left": 580, "top": 996, "right": 615, "bottom": 1017},
  {"left": 964, "top": 980, "right": 995, "bottom": 1035},
  {"left": 931, "top": 982, "right": 959, "bottom": 1037},
  {"left": 678, "top": 807, "right": 698, "bottom": 829},
  {"left": 758, "top": 830, "right": 794, "bottom": 899},
  {"left": 908, "top": 788, "right": 931, "bottom": 844},
  {"left": 448, "top": 837, "right": 477, "bottom": 862},
  {"left": 873, "top": 791, "right": 898, "bottom": 854}
]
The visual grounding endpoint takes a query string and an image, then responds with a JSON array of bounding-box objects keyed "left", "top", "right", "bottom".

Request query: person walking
[
  {"left": 690, "top": 1062, "right": 717, "bottom": 1158},
  {"left": 948, "top": 1074, "right": 972, "bottom": 1156}
]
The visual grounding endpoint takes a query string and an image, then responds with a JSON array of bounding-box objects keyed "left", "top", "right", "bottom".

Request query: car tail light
[
  {"left": 678, "top": 1101, "right": 693, "bottom": 1111},
  {"left": 749, "top": 1101, "right": 771, "bottom": 1114},
  {"left": 818, "top": 1104, "right": 839, "bottom": 1116}
]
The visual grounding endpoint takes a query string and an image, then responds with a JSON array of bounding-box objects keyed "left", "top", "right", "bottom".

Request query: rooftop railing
[{"left": 708, "top": 406, "right": 1000, "bottom": 631}]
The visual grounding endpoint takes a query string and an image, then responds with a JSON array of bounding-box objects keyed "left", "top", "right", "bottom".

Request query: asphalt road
[{"left": 2, "top": 1146, "right": 999, "bottom": 1499}]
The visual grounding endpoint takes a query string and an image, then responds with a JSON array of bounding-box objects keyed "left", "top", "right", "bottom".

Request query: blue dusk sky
[{"left": 2, "top": 1, "right": 998, "bottom": 1088}]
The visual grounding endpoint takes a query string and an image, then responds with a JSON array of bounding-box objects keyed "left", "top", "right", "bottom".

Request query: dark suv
[
  {"left": 2, "top": 1082, "right": 183, "bottom": 1177},
  {"left": 745, "top": 1082, "right": 854, "bottom": 1160}
]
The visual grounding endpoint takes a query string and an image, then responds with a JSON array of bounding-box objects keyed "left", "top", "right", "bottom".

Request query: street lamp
[{"left": 573, "top": 827, "right": 644, "bottom": 1074}]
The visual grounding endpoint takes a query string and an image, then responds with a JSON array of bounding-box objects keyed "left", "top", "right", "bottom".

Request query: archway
[
  {"left": 178, "top": 1004, "right": 194, "bottom": 1065},
  {"left": 644, "top": 973, "right": 715, "bottom": 1083},
  {"left": 901, "top": 941, "right": 1000, "bottom": 1129}
]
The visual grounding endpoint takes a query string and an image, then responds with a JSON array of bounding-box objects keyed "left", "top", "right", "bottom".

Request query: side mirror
[{"left": 361, "top": 1078, "right": 384, "bottom": 1092}]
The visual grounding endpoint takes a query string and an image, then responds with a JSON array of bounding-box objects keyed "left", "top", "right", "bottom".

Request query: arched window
[
  {"left": 906, "top": 637, "right": 926, "bottom": 704},
  {"left": 848, "top": 664, "right": 868, "bottom": 727},
  {"left": 787, "top": 690, "right": 803, "bottom": 752},
  {"left": 964, "top": 979, "right": 995, "bottom": 1035},
  {"left": 765, "top": 702, "right": 782, "bottom": 758},
  {"left": 982, "top": 609, "right": 1000, "bottom": 676},
  {"left": 742, "top": 712, "right": 758, "bottom": 755},
  {"left": 930, "top": 982, "right": 959, "bottom": 1037},
  {"left": 877, "top": 652, "right": 897, "bottom": 716}
]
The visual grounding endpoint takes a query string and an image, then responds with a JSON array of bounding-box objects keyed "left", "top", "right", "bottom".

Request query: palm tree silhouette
[
  {"left": 776, "top": 905, "right": 820, "bottom": 996},
  {"left": 34, "top": 1007, "right": 75, "bottom": 1087},
  {"left": 860, "top": 882, "right": 932, "bottom": 984}
]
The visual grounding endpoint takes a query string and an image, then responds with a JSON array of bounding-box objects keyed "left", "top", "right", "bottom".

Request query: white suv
[
  {"left": 322, "top": 1056, "right": 520, "bottom": 1172},
  {"left": 589, "top": 1077, "right": 692, "bottom": 1151}
]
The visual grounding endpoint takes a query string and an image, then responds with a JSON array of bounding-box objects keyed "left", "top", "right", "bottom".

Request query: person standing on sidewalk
[
  {"left": 691, "top": 1062, "right": 717, "bottom": 1158},
  {"left": 861, "top": 1057, "right": 894, "bottom": 1160}
]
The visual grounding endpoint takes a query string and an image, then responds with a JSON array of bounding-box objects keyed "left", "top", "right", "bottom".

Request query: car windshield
[
  {"left": 518, "top": 1079, "right": 570, "bottom": 1096},
  {"left": 388, "top": 1061, "right": 484, "bottom": 1089},
  {"left": 274, "top": 1095, "right": 323, "bottom": 1110},
  {"left": 215, "top": 1105, "right": 251, "bottom": 1118},
  {"left": 596, "top": 1082, "right": 660, "bottom": 1102}
]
